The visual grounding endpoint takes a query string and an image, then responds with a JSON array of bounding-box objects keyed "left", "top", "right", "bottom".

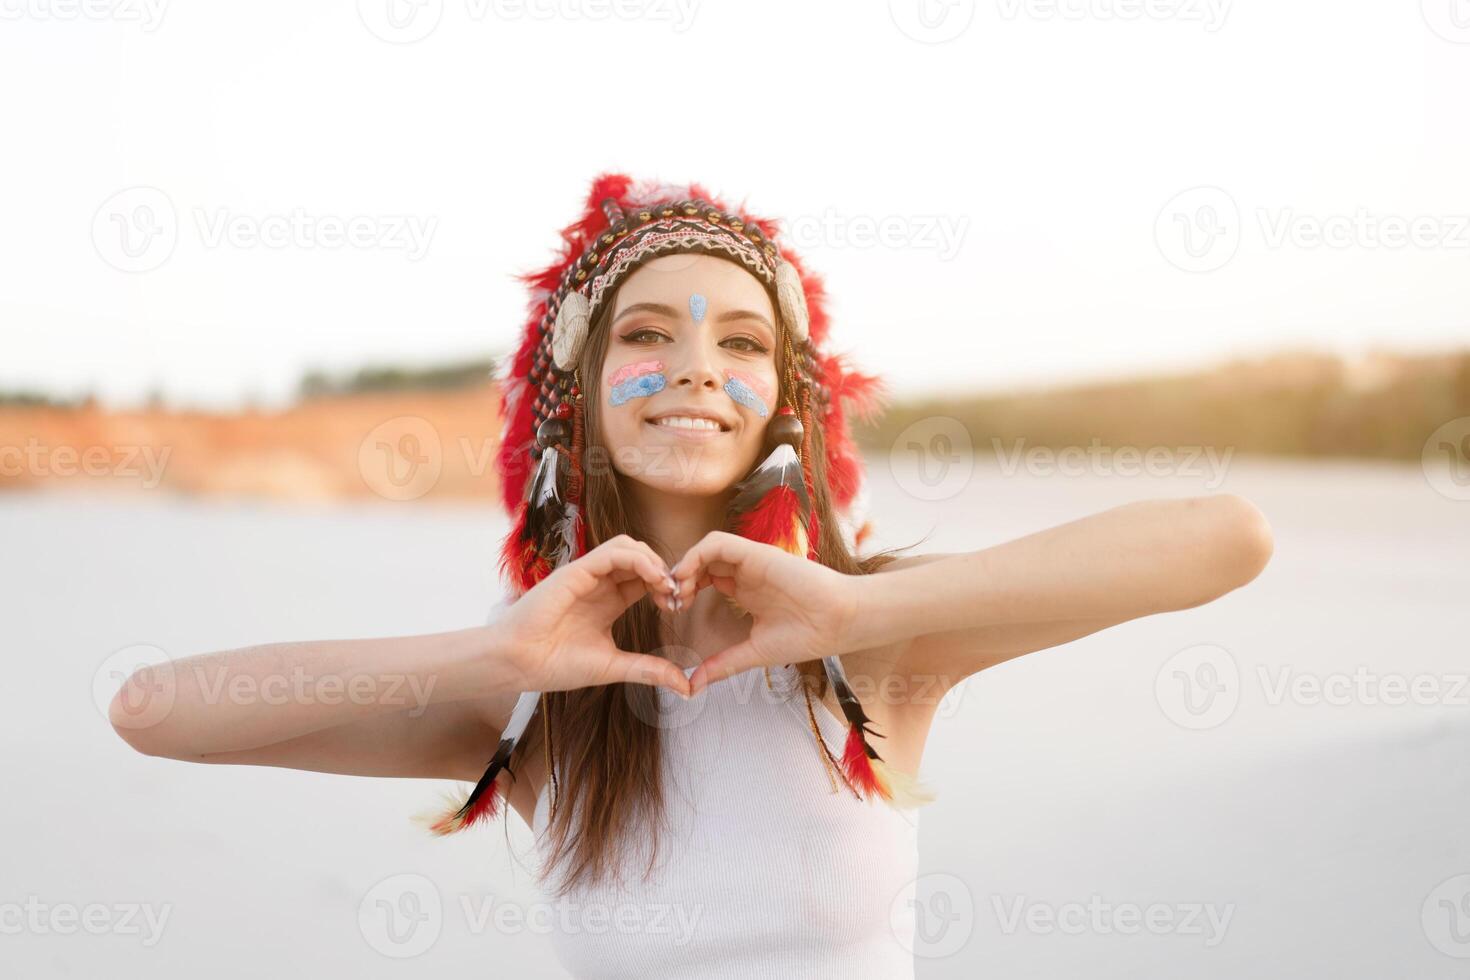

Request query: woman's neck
[{"left": 627, "top": 484, "right": 735, "bottom": 567}]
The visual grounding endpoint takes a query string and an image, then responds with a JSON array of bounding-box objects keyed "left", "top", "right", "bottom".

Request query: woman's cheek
[{"left": 722, "top": 368, "right": 774, "bottom": 418}]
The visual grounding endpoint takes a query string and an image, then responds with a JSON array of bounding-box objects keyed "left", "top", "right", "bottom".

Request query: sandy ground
[{"left": 3, "top": 453, "right": 1468, "bottom": 978}]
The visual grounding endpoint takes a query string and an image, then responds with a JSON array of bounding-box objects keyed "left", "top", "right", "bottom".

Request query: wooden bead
[
  {"left": 536, "top": 417, "right": 571, "bottom": 449},
  {"left": 768, "top": 408, "right": 803, "bottom": 449}
]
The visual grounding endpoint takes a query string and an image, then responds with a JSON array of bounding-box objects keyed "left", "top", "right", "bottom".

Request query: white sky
[{"left": 3, "top": 0, "right": 1469, "bottom": 409}]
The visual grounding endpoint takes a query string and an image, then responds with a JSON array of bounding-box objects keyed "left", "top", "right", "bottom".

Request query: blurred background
[{"left": 4, "top": 2, "right": 1470, "bottom": 977}]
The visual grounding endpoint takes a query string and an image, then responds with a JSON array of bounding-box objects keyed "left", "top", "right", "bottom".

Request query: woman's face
[{"left": 596, "top": 253, "right": 781, "bottom": 499}]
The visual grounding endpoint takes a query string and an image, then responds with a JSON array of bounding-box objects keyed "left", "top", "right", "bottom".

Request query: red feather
[
  {"left": 840, "top": 726, "right": 887, "bottom": 799},
  {"left": 733, "top": 483, "right": 807, "bottom": 558}
]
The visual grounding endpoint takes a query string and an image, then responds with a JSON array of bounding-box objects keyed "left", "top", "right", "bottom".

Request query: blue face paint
[
  {"left": 722, "top": 372, "right": 769, "bottom": 418},
  {"left": 688, "top": 293, "right": 708, "bottom": 323},
  {"left": 608, "top": 360, "right": 667, "bottom": 406}
]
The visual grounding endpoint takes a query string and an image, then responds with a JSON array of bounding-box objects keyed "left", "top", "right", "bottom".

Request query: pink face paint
[{"left": 607, "top": 360, "right": 666, "bottom": 406}]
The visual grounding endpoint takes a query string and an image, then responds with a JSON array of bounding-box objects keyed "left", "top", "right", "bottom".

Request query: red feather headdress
[{"left": 422, "top": 174, "right": 932, "bottom": 834}]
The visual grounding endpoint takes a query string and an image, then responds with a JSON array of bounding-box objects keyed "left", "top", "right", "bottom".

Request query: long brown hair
[{"left": 519, "top": 278, "right": 908, "bottom": 896}]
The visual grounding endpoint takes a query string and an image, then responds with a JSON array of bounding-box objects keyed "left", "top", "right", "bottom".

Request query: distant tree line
[{"left": 297, "top": 357, "right": 498, "bottom": 398}]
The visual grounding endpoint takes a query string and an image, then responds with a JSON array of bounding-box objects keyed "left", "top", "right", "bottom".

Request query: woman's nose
[{"left": 670, "top": 340, "right": 722, "bottom": 391}]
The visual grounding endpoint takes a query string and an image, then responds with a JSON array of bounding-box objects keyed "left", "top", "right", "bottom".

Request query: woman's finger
[
  {"left": 606, "top": 651, "right": 691, "bottom": 698},
  {"left": 687, "top": 640, "right": 758, "bottom": 695},
  {"left": 574, "top": 546, "right": 677, "bottom": 611}
]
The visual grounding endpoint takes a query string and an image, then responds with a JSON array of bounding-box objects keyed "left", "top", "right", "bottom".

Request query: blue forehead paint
[
  {"left": 610, "top": 371, "right": 666, "bottom": 406},
  {"left": 722, "top": 374, "right": 769, "bottom": 418},
  {"left": 688, "top": 293, "right": 707, "bottom": 323}
]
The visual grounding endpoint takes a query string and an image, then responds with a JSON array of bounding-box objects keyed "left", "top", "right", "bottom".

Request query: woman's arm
[
  {"left": 108, "top": 624, "right": 526, "bottom": 780},
  {"left": 109, "top": 534, "right": 689, "bottom": 780},
  {"left": 847, "top": 494, "right": 1275, "bottom": 688}
]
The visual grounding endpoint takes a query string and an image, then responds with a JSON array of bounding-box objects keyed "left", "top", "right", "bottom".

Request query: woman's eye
[
  {"left": 723, "top": 336, "right": 769, "bottom": 354},
  {"left": 623, "top": 328, "right": 667, "bottom": 344}
]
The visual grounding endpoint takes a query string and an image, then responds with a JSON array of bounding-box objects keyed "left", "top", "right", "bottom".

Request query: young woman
[{"left": 110, "top": 174, "right": 1274, "bottom": 979}]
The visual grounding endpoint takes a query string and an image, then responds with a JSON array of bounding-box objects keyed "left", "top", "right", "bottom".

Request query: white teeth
[{"left": 651, "top": 416, "right": 723, "bottom": 431}]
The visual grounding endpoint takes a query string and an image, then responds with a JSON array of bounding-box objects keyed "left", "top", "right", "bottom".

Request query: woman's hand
[
  {"left": 670, "top": 531, "right": 860, "bottom": 695},
  {"left": 501, "top": 535, "right": 691, "bottom": 698}
]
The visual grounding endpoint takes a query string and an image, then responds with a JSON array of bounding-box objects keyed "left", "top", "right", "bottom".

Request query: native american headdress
[{"left": 421, "top": 173, "right": 933, "bottom": 835}]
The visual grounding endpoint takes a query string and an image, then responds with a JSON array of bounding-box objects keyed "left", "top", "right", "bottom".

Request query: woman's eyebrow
[{"left": 611, "top": 302, "right": 681, "bottom": 326}]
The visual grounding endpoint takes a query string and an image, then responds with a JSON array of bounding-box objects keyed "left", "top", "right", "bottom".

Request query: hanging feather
[
  {"left": 416, "top": 690, "right": 542, "bottom": 834},
  {"left": 730, "top": 407, "right": 933, "bottom": 809},
  {"left": 425, "top": 413, "right": 581, "bottom": 836},
  {"left": 822, "top": 653, "right": 936, "bottom": 809},
  {"left": 727, "top": 408, "right": 810, "bottom": 555}
]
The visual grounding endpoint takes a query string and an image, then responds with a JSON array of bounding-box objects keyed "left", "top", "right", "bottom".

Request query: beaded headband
[{"left": 418, "top": 174, "right": 931, "bottom": 835}]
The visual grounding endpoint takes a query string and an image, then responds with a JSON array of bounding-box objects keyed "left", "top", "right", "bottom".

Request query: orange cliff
[{"left": 0, "top": 383, "right": 506, "bottom": 504}]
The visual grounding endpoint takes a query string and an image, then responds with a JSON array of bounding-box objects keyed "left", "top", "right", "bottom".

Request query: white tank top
[{"left": 531, "top": 662, "right": 921, "bottom": 979}]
